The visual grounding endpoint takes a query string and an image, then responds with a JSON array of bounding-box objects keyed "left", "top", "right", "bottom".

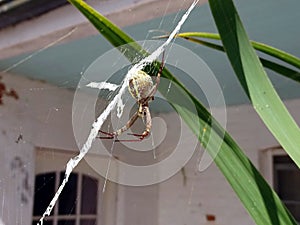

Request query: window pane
[
  {"left": 285, "top": 203, "right": 300, "bottom": 222},
  {"left": 80, "top": 219, "right": 97, "bottom": 225},
  {"left": 58, "top": 172, "right": 78, "bottom": 215},
  {"left": 274, "top": 155, "right": 300, "bottom": 222},
  {"left": 57, "top": 220, "right": 75, "bottom": 225},
  {"left": 33, "top": 172, "right": 56, "bottom": 216},
  {"left": 277, "top": 170, "right": 300, "bottom": 201},
  {"left": 81, "top": 175, "right": 98, "bottom": 214},
  {"left": 32, "top": 220, "right": 53, "bottom": 225}
]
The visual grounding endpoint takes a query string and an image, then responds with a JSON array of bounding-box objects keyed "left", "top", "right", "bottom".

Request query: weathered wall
[
  {"left": 1, "top": 72, "right": 299, "bottom": 225},
  {"left": 158, "top": 100, "right": 300, "bottom": 225},
  {"left": 0, "top": 73, "right": 77, "bottom": 225}
]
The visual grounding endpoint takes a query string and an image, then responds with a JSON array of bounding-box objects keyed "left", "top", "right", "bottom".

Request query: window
[
  {"left": 273, "top": 155, "right": 300, "bottom": 222},
  {"left": 33, "top": 148, "right": 117, "bottom": 225},
  {"left": 32, "top": 172, "right": 99, "bottom": 225},
  {"left": 260, "top": 147, "right": 300, "bottom": 222}
]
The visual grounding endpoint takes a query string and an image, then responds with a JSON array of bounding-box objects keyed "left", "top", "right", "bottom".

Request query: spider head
[{"left": 128, "top": 70, "right": 154, "bottom": 102}]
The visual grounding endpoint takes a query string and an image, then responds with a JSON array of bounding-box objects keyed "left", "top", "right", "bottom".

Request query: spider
[{"left": 98, "top": 53, "right": 165, "bottom": 142}]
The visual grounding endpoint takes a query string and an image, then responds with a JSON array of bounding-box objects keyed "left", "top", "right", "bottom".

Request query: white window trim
[{"left": 258, "top": 145, "right": 286, "bottom": 186}]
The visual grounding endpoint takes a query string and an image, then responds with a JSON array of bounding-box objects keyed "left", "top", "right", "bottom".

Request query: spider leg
[
  {"left": 141, "top": 51, "right": 165, "bottom": 105},
  {"left": 154, "top": 50, "right": 165, "bottom": 88},
  {"left": 98, "top": 130, "right": 115, "bottom": 139},
  {"left": 124, "top": 53, "right": 165, "bottom": 141},
  {"left": 99, "top": 52, "right": 164, "bottom": 142},
  {"left": 127, "top": 105, "right": 152, "bottom": 141},
  {"left": 155, "top": 50, "right": 165, "bottom": 86},
  {"left": 98, "top": 112, "right": 139, "bottom": 141}
]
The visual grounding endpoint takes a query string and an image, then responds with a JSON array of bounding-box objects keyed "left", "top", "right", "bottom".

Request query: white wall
[
  {"left": 0, "top": 127, "right": 34, "bottom": 225},
  {"left": 1, "top": 72, "right": 299, "bottom": 225},
  {"left": 156, "top": 108, "right": 254, "bottom": 225},
  {"left": 0, "top": 73, "right": 77, "bottom": 225},
  {"left": 158, "top": 99, "right": 300, "bottom": 225},
  {"left": 0, "top": 73, "right": 78, "bottom": 150}
]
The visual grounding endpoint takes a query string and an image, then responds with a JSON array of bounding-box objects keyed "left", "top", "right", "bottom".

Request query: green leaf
[
  {"left": 67, "top": 0, "right": 297, "bottom": 224},
  {"left": 209, "top": 0, "right": 300, "bottom": 223},
  {"left": 177, "top": 32, "right": 300, "bottom": 69},
  {"left": 208, "top": 0, "right": 300, "bottom": 165},
  {"left": 171, "top": 34, "right": 300, "bottom": 83}
]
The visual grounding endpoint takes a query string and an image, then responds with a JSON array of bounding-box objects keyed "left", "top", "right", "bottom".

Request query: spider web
[
  {"left": 1, "top": 1, "right": 300, "bottom": 225},
  {"left": 39, "top": 1, "right": 199, "bottom": 224},
  {"left": 0, "top": 1, "right": 209, "bottom": 225}
]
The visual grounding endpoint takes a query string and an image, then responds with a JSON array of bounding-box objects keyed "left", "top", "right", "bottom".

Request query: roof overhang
[{"left": 0, "top": 0, "right": 201, "bottom": 60}]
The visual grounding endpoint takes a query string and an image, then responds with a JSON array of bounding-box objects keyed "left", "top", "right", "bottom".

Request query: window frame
[
  {"left": 259, "top": 145, "right": 286, "bottom": 186},
  {"left": 259, "top": 146, "right": 300, "bottom": 222},
  {"left": 32, "top": 171, "right": 99, "bottom": 224},
  {"left": 33, "top": 147, "right": 117, "bottom": 225}
]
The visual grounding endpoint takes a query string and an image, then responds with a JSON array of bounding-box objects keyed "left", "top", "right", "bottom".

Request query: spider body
[
  {"left": 99, "top": 53, "right": 165, "bottom": 142},
  {"left": 128, "top": 70, "right": 154, "bottom": 101}
]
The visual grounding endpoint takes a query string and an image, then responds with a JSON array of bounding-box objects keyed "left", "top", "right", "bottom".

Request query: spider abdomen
[{"left": 128, "top": 70, "right": 153, "bottom": 101}]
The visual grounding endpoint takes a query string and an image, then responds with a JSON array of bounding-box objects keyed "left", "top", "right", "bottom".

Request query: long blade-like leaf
[
  {"left": 67, "top": 0, "right": 297, "bottom": 224},
  {"left": 177, "top": 32, "right": 300, "bottom": 69},
  {"left": 166, "top": 34, "right": 300, "bottom": 82},
  {"left": 156, "top": 33, "right": 300, "bottom": 82},
  {"left": 208, "top": 0, "right": 300, "bottom": 166}
]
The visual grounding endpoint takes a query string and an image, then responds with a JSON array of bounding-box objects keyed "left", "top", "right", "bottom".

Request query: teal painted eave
[{"left": 0, "top": 0, "right": 299, "bottom": 106}]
